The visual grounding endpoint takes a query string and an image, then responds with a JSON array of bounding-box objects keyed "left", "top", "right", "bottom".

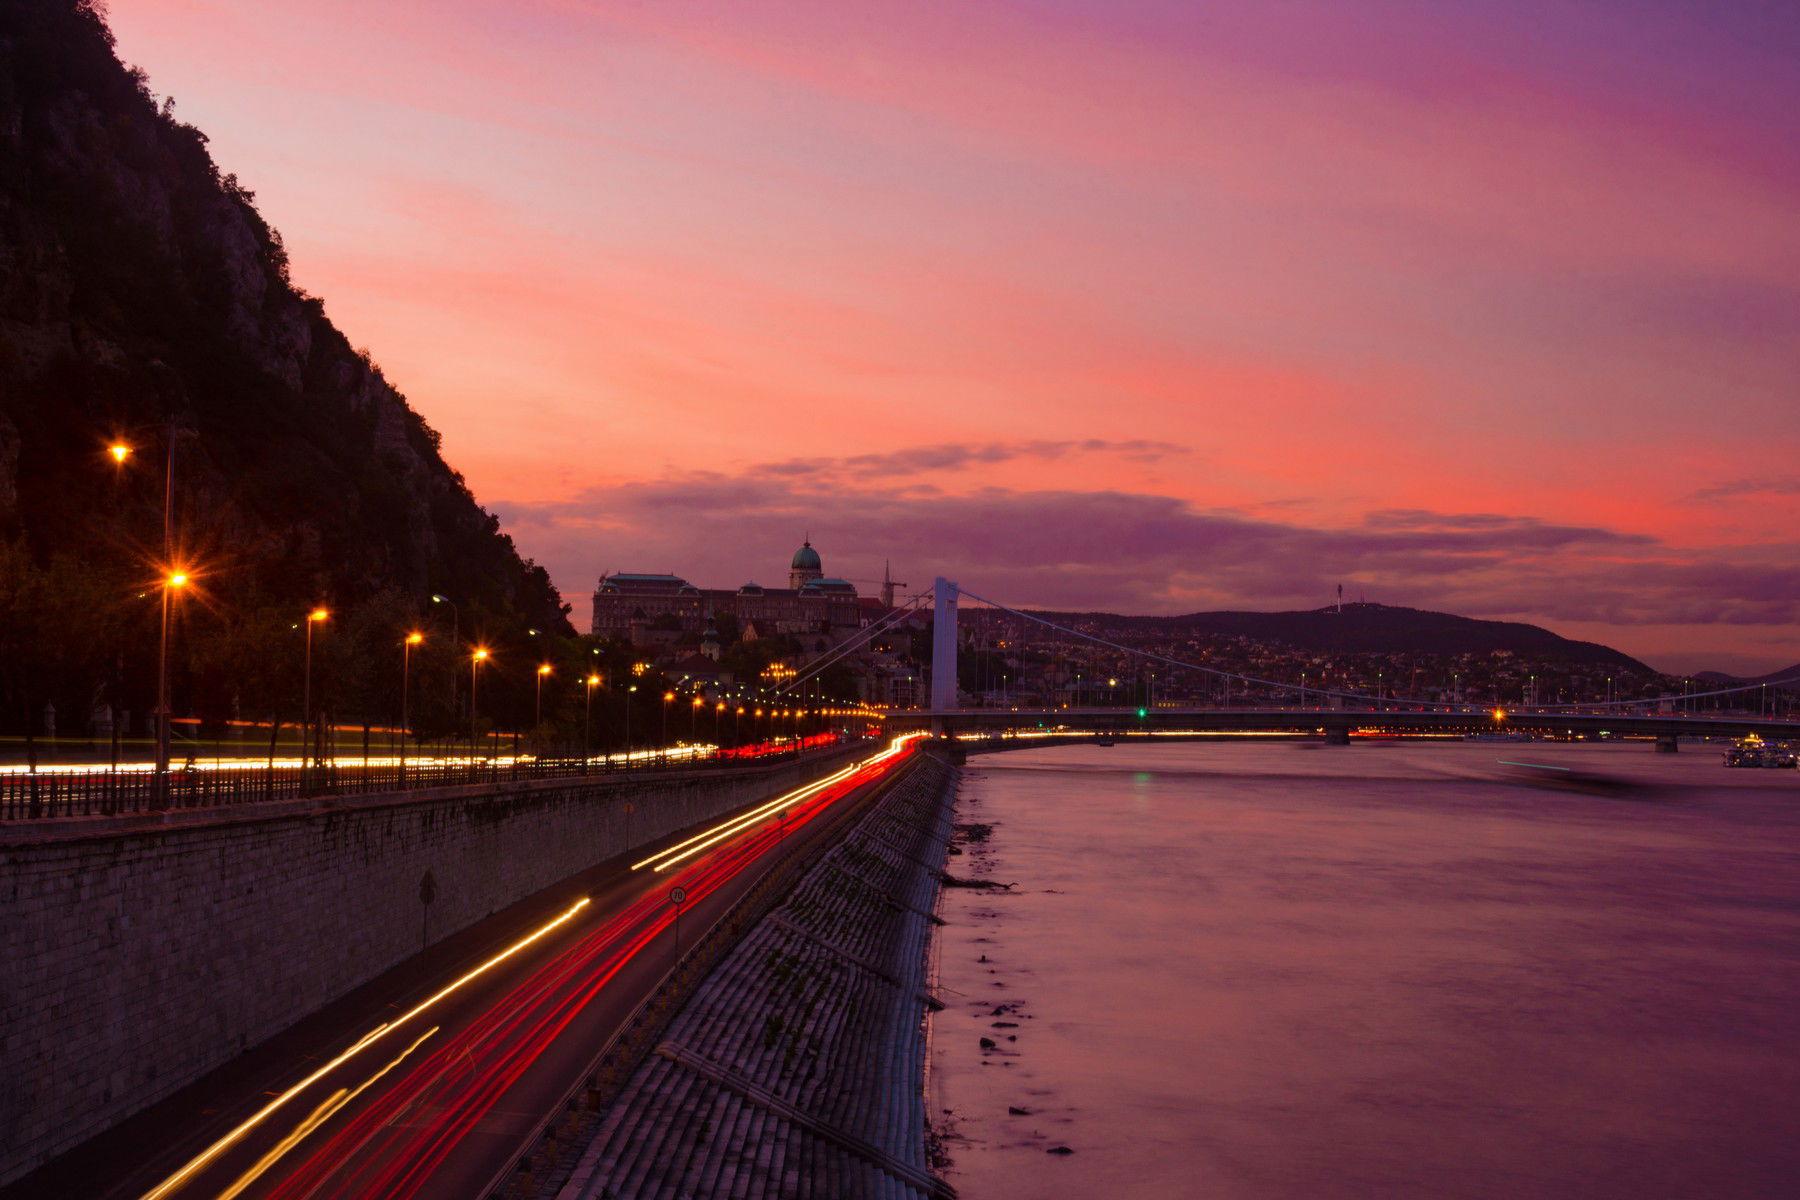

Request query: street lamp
[
  {"left": 536, "top": 663, "right": 552, "bottom": 732},
  {"left": 110, "top": 434, "right": 185, "bottom": 773},
  {"left": 691, "top": 696, "right": 704, "bottom": 741},
  {"left": 470, "top": 648, "right": 489, "bottom": 759},
  {"left": 303, "top": 608, "right": 329, "bottom": 768},
  {"left": 401, "top": 632, "right": 423, "bottom": 773},
  {"left": 626, "top": 684, "right": 637, "bottom": 758},
  {"left": 429, "top": 594, "right": 459, "bottom": 645},
  {"left": 662, "top": 691, "right": 674, "bottom": 752},
  {"left": 153, "top": 570, "right": 189, "bottom": 776},
  {"left": 431, "top": 594, "right": 459, "bottom": 730},
  {"left": 106, "top": 421, "right": 178, "bottom": 575},
  {"left": 584, "top": 673, "right": 601, "bottom": 763}
]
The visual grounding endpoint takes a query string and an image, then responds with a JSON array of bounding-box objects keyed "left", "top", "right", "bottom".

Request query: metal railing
[{"left": 0, "top": 734, "right": 852, "bottom": 823}]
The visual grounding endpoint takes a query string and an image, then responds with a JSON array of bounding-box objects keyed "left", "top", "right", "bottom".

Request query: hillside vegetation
[{"left": 0, "top": 1, "right": 571, "bottom": 746}]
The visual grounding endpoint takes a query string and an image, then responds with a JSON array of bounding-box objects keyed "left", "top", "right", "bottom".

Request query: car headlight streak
[
  {"left": 140, "top": 899, "right": 590, "bottom": 1200},
  {"left": 630, "top": 734, "right": 928, "bottom": 875}
]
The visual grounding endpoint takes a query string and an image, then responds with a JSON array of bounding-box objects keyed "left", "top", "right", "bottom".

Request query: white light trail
[
  {"left": 140, "top": 898, "right": 590, "bottom": 1200},
  {"left": 630, "top": 734, "right": 929, "bottom": 875}
]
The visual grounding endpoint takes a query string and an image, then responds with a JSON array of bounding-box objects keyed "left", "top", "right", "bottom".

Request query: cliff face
[{"left": 0, "top": 0, "right": 568, "bottom": 634}]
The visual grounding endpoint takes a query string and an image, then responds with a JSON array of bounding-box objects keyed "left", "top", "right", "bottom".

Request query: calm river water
[{"left": 927, "top": 740, "right": 1800, "bottom": 1199}]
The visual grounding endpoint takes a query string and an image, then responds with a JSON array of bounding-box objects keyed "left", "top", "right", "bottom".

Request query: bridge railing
[{"left": 0, "top": 734, "right": 853, "bottom": 824}]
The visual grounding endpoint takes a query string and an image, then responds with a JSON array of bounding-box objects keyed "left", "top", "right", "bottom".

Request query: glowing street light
[
  {"left": 536, "top": 663, "right": 553, "bottom": 730},
  {"left": 303, "top": 608, "right": 329, "bottom": 769},
  {"left": 153, "top": 569, "right": 189, "bottom": 776},
  {"left": 584, "top": 673, "right": 602, "bottom": 763},
  {"left": 626, "top": 683, "right": 637, "bottom": 755},
  {"left": 470, "top": 649, "right": 489, "bottom": 759},
  {"left": 401, "top": 632, "right": 423, "bottom": 773},
  {"left": 111, "top": 429, "right": 187, "bottom": 776},
  {"left": 662, "top": 691, "right": 675, "bottom": 750}
]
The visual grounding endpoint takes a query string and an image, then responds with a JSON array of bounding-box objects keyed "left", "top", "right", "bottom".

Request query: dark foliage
[{"left": 0, "top": 1, "right": 575, "bottom": 742}]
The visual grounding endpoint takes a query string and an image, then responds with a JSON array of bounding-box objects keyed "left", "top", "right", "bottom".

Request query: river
[{"left": 927, "top": 739, "right": 1800, "bottom": 1199}]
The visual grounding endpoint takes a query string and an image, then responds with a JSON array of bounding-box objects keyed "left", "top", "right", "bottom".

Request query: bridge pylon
[{"left": 931, "top": 577, "right": 958, "bottom": 734}]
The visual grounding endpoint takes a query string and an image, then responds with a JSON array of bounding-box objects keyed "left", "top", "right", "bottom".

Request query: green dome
[{"left": 791, "top": 540, "right": 821, "bottom": 570}]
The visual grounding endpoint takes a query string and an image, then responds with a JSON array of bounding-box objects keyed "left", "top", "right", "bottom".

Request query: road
[{"left": 10, "top": 735, "right": 924, "bottom": 1200}]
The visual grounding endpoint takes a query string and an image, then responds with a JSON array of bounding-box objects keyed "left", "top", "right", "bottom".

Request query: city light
[
  {"left": 108, "top": 443, "right": 131, "bottom": 463},
  {"left": 406, "top": 632, "right": 423, "bottom": 645},
  {"left": 309, "top": 607, "right": 328, "bottom": 622}
]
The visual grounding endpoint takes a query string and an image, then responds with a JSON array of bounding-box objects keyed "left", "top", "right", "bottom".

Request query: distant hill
[
  {"left": 1042, "top": 602, "right": 1651, "bottom": 671},
  {"left": 0, "top": 2, "right": 571, "bottom": 735},
  {"left": 1696, "top": 664, "right": 1800, "bottom": 687}
]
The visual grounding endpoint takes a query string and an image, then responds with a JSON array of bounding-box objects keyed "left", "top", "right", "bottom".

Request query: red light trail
[{"left": 139, "top": 734, "right": 925, "bottom": 1200}]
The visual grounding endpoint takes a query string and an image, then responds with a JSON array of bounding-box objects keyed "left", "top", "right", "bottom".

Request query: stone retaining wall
[{"left": 0, "top": 746, "right": 860, "bottom": 1185}]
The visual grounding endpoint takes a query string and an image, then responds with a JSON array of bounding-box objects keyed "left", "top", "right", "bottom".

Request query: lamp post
[
  {"left": 691, "top": 696, "right": 703, "bottom": 741},
  {"left": 735, "top": 705, "right": 744, "bottom": 746},
  {"left": 109, "top": 433, "right": 185, "bottom": 774},
  {"left": 303, "top": 608, "right": 329, "bottom": 768},
  {"left": 401, "top": 632, "right": 422, "bottom": 774},
  {"left": 662, "top": 691, "right": 674, "bottom": 755},
  {"left": 431, "top": 594, "right": 459, "bottom": 735},
  {"left": 154, "top": 570, "right": 189, "bottom": 777},
  {"left": 536, "top": 663, "right": 552, "bottom": 732},
  {"left": 429, "top": 594, "right": 459, "bottom": 646},
  {"left": 626, "top": 684, "right": 637, "bottom": 760},
  {"left": 470, "top": 648, "right": 489, "bottom": 760},
  {"left": 584, "top": 674, "right": 601, "bottom": 764}
]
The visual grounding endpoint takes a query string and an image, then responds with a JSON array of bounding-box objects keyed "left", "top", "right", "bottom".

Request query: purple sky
[{"left": 107, "top": 0, "right": 1800, "bottom": 672}]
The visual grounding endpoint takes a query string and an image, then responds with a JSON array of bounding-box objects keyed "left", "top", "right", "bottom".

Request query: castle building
[
  {"left": 789, "top": 539, "right": 822, "bottom": 589},
  {"left": 591, "top": 540, "right": 865, "bottom": 642}
]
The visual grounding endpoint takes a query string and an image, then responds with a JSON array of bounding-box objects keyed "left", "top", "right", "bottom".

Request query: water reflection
[{"left": 929, "top": 741, "right": 1800, "bottom": 1200}]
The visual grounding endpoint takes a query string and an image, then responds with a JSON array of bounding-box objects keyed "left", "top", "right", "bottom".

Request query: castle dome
[{"left": 791, "top": 540, "right": 821, "bottom": 571}]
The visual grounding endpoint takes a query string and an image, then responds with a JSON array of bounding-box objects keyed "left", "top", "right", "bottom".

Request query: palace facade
[{"left": 590, "top": 541, "right": 866, "bottom": 641}]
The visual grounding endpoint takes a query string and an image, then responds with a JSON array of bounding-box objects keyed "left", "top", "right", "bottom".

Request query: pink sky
[{"left": 107, "top": 1, "right": 1800, "bottom": 673}]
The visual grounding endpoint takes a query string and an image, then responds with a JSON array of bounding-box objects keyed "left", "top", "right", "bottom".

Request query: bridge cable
[
  {"left": 955, "top": 586, "right": 1800, "bottom": 714},
  {"left": 952, "top": 586, "right": 1434, "bottom": 708},
  {"left": 772, "top": 590, "right": 933, "bottom": 697}
]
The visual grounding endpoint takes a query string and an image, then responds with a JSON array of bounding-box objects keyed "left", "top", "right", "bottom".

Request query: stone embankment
[
  {"left": 0, "top": 745, "right": 860, "bottom": 1187},
  {"left": 553, "top": 750, "right": 959, "bottom": 1200}
]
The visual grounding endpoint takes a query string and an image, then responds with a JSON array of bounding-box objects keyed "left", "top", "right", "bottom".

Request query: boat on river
[{"left": 1723, "top": 733, "right": 1797, "bottom": 768}]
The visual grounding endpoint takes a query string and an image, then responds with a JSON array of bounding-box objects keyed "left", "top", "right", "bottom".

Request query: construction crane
[{"left": 836, "top": 561, "right": 909, "bottom": 608}]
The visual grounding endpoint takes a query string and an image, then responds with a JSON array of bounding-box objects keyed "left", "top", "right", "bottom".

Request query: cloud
[
  {"left": 762, "top": 439, "right": 1185, "bottom": 480},
  {"left": 1689, "top": 477, "right": 1800, "bottom": 502},
  {"left": 493, "top": 469, "right": 1800, "bottom": 642}
]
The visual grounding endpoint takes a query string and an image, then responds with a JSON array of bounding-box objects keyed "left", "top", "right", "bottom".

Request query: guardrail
[{"left": 0, "top": 734, "right": 850, "bottom": 823}]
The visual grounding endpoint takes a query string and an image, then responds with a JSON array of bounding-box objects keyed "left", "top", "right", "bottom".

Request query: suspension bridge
[{"left": 780, "top": 578, "right": 1800, "bottom": 752}]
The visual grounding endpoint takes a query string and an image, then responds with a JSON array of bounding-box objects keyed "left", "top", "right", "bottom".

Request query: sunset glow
[{"left": 104, "top": 1, "right": 1800, "bottom": 672}]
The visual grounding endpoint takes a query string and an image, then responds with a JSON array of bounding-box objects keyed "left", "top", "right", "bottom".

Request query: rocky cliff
[{"left": 0, "top": 1, "right": 570, "bottom": 733}]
